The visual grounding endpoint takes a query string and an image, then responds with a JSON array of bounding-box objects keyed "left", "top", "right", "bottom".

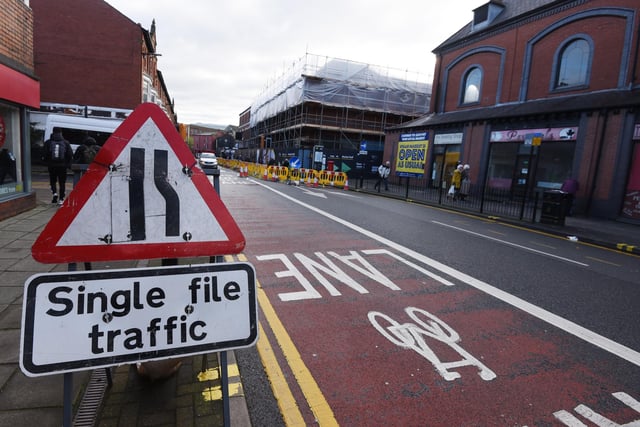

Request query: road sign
[
  {"left": 20, "top": 262, "right": 257, "bottom": 376},
  {"left": 32, "top": 103, "right": 245, "bottom": 263}
]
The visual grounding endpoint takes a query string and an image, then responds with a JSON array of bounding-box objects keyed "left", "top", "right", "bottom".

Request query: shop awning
[{"left": 0, "top": 63, "right": 40, "bottom": 108}]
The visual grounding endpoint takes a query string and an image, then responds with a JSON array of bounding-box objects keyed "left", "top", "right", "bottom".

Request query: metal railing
[{"left": 353, "top": 176, "right": 542, "bottom": 223}]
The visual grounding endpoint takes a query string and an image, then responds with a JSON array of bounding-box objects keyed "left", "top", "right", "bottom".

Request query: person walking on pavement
[
  {"left": 459, "top": 164, "right": 471, "bottom": 200},
  {"left": 374, "top": 160, "right": 391, "bottom": 192},
  {"left": 451, "top": 164, "right": 463, "bottom": 200},
  {"left": 43, "top": 127, "right": 72, "bottom": 205}
]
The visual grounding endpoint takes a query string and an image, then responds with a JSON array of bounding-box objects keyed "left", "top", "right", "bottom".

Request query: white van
[{"left": 30, "top": 104, "right": 131, "bottom": 164}]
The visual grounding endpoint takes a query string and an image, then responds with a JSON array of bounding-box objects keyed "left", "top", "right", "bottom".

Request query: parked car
[{"left": 198, "top": 152, "right": 218, "bottom": 169}]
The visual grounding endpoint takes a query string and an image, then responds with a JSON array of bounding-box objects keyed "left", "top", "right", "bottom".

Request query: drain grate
[{"left": 73, "top": 368, "right": 110, "bottom": 427}]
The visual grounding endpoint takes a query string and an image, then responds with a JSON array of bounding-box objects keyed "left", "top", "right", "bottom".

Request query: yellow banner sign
[{"left": 395, "top": 140, "right": 428, "bottom": 177}]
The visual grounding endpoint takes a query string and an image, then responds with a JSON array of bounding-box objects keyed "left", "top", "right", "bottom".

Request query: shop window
[
  {"left": 487, "top": 143, "right": 518, "bottom": 191},
  {"left": 461, "top": 67, "right": 482, "bottom": 104},
  {"left": 432, "top": 144, "right": 460, "bottom": 188},
  {"left": 553, "top": 37, "right": 592, "bottom": 89},
  {"left": 535, "top": 142, "right": 576, "bottom": 189},
  {"left": 621, "top": 142, "right": 640, "bottom": 220},
  {"left": 0, "top": 104, "right": 22, "bottom": 197}
]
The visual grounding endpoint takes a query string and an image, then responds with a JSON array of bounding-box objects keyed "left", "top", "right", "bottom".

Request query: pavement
[
  {"left": 0, "top": 176, "right": 251, "bottom": 427},
  {"left": 0, "top": 171, "right": 638, "bottom": 427}
]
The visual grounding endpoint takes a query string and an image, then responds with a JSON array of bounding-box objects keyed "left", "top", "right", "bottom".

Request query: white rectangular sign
[{"left": 20, "top": 262, "right": 257, "bottom": 377}]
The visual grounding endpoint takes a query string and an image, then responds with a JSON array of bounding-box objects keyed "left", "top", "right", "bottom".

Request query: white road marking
[
  {"left": 368, "top": 307, "right": 497, "bottom": 381},
  {"left": 295, "top": 186, "right": 327, "bottom": 198},
  {"left": 252, "top": 179, "right": 640, "bottom": 368},
  {"left": 432, "top": 220, "right": 589, "bottom": 267}
]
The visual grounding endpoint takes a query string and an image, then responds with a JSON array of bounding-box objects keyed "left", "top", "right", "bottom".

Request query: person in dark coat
[
  {"left": 43, "top": 127, "right": 73, "bottom": 205},
  {"left": 0, "top": 148, "right": 16, "bottom": 184}
]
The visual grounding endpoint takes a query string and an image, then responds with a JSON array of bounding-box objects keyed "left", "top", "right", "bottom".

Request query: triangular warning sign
[{"left": 32, "top": 103, "right": 245, "bottom": 263}]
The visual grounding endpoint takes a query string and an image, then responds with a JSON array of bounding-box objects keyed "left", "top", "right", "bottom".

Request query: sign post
[{"left": 26, "top": 103, "right": 252, "bottom": 426}]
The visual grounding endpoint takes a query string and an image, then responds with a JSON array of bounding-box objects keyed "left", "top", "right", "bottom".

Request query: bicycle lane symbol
[{"left": 368, "top": 306, "right": 496, "bottom": 382}]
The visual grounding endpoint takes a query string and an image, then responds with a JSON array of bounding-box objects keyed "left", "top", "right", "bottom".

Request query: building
[
  {"left": 187, "top": 124, "right": 237, "bottom": 156},
  {"left": 386, "top": 0, "right": 640, "bottom": 222},
  {"left": 31, "top": 0, "right": 177, "bottom": 130},
  {"left": 238, "top": 53, "right": 431, "bottom": 173},
  {"left": 0, "top": 0, "right": 40, "bottom": 221}
]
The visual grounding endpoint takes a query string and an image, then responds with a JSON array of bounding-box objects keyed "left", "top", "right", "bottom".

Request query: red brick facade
[
  {"left": 388, "top": 0, "right": 640, "bottom": 221},
  {"left": 0, "top": 0, "right": 34, "bottom": 71},
  {"left": 30, "top": 0, "right": 176, "bottom": 123}
]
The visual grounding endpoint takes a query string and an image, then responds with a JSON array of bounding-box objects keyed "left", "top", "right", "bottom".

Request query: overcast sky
[{"left": 104, "top": 0, "right": 481, "bottom": 127}]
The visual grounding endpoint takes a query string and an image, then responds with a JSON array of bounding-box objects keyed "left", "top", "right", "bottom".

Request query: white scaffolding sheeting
[{"left": 250, "top": 53, "right": 431, "bottom": 127}]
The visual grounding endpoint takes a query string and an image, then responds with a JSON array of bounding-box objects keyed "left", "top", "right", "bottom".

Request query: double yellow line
[{"left": 231, "top": 254, "right": 338, "bottom": 426}]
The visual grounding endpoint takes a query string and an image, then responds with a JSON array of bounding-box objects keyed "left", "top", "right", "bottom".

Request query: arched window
[
  {"left": 462, "top": 67, "right": 482, "bottom": 104},
  {"left": 555, "top": 38, "right": 591, "bottom": 88}
]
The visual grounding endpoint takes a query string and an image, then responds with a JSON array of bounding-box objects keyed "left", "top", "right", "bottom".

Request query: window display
[{"left": 0, "top": 104, "right": 22, "bottom": 197}]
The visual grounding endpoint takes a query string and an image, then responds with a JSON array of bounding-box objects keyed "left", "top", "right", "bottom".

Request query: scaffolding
[
  {"left": 242, "top": 53, "right": 431, "bottom": 168},
  {"left": 250, "top": 53, "right": 431, "bottom": 128}
]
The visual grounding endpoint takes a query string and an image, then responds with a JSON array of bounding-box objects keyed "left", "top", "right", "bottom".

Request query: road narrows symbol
[
  {"left": 129, "top": 147, "right": 146, "bottom": 241},
  {"left": 154, "top": 149, "right": 180, "bottom": 237}
]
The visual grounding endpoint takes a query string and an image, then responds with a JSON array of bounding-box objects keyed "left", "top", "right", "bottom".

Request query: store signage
[
  {"left": 434, "top": 132, "right": 463, "bottom": 145},
  {"left": 491, "top": 127, "right": 578, "bottom": 142}
]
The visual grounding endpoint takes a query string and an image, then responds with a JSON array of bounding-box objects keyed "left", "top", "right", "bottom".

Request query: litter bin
[{"left": 540, "top": 190, "right": 570, "bottom": 225}]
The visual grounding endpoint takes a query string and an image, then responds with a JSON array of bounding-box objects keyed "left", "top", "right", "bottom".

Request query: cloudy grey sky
[{"left": 105, "top": 0, "right": 481, "bottom": 126}]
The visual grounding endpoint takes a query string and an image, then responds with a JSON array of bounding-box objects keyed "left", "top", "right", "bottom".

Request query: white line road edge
[
  {"left": 251, "top": 178, "right": 640, "bottom": 368},
  {"left": 432, "top": 220, "right": 589, "bottom": 267}
]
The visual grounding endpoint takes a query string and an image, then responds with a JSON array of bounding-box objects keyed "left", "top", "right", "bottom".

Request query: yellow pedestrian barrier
[
  {"left": 289, "top": 168, "right": 300, "bottom": 185},
  {"left": 278, "top": 166, "right": 289, "bottom": 182},
  {"left": 333, "top": 172, "right": 346, "bottom": 188}
]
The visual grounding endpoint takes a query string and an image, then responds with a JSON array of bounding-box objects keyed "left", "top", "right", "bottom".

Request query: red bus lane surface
[{"left": 219, "top": 175, "right": 640, "bottom": 426}]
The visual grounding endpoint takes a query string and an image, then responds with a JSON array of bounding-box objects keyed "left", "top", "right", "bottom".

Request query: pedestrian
[
  {"left": 374, "top": 160, "right": 391, "bottom": 192},
  {"left": 0, "top": 148, "right": 16, "bottom": 184},
  {"left": 561, "top": 177, "right": 579, "bottom": 216},
  {"left": 451, "top": 164, "right": 463, "bottom": 200},
  {"left": 43, "top": 127, "right": 72, "bottom": 205},
  {"left": 459, "top": 164, "right": 471, "bottom": 200}
]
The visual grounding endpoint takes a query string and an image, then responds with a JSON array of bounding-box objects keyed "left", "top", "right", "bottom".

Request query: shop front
[
  {"left": 486, "top": 126, "right": 578, "bottom": 202},
  {"left": 431, "top": 132, "right": 462, "bottom": 189},
  {"left": 0, "top": 63, "right": 40, "bottom": 220},
  {"left": 621, "top": 124, "right": 640, "bottom": 221}
]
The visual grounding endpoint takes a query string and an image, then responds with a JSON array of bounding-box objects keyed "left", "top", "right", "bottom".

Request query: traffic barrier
[
  {"left": 298, "top": 168, "right": 306, "bottom": 184},
  {"left": 289, "top": 168, "right": 300, "bottom": 185},
  {"left": 318, "top": 170, "right": 330, "bottom": 187},
  {"left": 333, "top": 172, "right": 347, "bottom": 188},
  {"left": 267, "top": 165, "right": 277, "bottom": 181},
  {"left": 249, "top": 163, "right": 261, "bottom": 178},
  {"left": 303, "top": 169, "right": 318, "bottom": 187},
  {"left": 301, "top": 168, "right": 312, "bottom": 186},
  {"left": 278, "top": 166, "right": 289, "bottom": 182}
]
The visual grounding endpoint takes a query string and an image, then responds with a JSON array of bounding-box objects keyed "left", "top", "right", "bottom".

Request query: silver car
[{"left": 198, "top": 152, "right": 218, "bottom": 169}]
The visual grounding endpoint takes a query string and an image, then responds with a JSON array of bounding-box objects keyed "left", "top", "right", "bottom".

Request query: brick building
[
  {"left": 386, "top": 0, "right": 640, "bottom": 222},
  {"left": 31, "top": 0, "right": 177, "bottom": 123},
  {"left": 0, "top": 0, "right": 40, "bottom": 220},
  {"left": 238, "top": 53, "right": 430, "bottom": 172}
]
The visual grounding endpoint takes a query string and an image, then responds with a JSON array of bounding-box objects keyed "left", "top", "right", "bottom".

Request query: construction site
[{"left": 236, "top": 53, "right": 431, "bottom": 175}]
